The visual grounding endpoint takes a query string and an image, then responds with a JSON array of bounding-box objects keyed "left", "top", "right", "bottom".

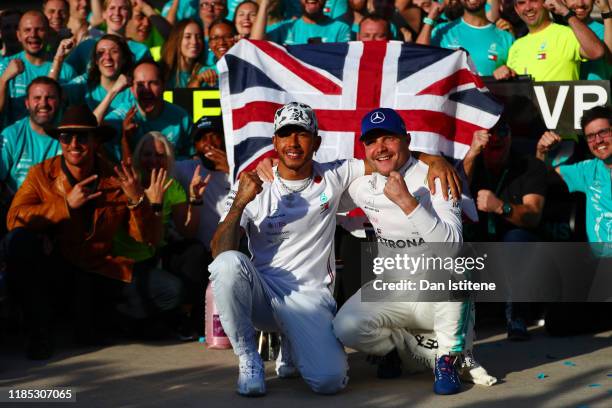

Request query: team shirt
[
  {"left": 267, "top": 17, "right": 351, "bottom": 45},
  {"left": 507, "top": 23, "right": 583, "bottom": 81},
  {"left": 63, "top": 73, "right": 136, "bottom": 115},
  {"left": 167, "top": 66, "right": 209, "bottom": 89},
  {"left": 174, "top": 157, "right": 231, "bottom": 250},
  {"left": 323, "top": 0, "right": 348, "bottom": 19},
  {"left": 0, "top": 116, "right": 61, "bottom": 192},
  {"left": 66, "top": 37, "right": 152, "bottom": 75},
  {"left": 0, "top": 51, "right": 76, "bottom": 123},
  {"left": 161, "top": 0, "right": 199, "bottom": 21},
  {"left": 106, "top": 101, "right": 193, "bottom": 160},
  {"left": 221, "top": 159, "right": 364, "bottom": 292},
  {"left": 560, "top": 159, "right": 612, "bottom": 244},
  {"left": 432, "top": 18, "right": 514, "bottom": 76},
  {"left": 340, "top": 156, "right": 463, "bottom": 252},
  {"left": 227, "top": 0, "right": 301, "bottom": 21},
  {"left": 581, "top": 20, "right": 612, "bottom": 81},
  {"left": 112, "top": 178, "right": 187, "bottom": 261}
]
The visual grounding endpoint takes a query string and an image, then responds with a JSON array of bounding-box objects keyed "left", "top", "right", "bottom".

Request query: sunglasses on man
[{"left": 58, "top": 132, "right": 91, "bottom": 145}]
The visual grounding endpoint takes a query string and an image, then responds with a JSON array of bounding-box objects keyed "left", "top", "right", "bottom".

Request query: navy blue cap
[
  {"left": 360, "top": 108, "right": 407, "bottom": 141},
  {"left": 193, "top": 116, "right": 223, "bottom": 134}
]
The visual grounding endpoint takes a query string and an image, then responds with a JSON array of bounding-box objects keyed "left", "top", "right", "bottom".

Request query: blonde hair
[
  {"left": 133, "top": 131, "right": 176, "bottom": 176},
  {"left": 103, "top": 0, "right": 133, "bottom": 12}
]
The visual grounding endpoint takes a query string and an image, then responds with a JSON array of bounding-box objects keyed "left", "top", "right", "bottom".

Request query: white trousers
[{"left": 209, "top": 250, "right": 348, "bottom": 394}]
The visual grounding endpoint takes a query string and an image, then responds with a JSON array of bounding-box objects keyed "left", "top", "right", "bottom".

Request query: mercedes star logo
[{"left": 370, "top": 111, "right": 385, "bottom": 124}]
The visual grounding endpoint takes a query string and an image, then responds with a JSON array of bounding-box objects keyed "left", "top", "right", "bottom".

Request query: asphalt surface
[{"left": 1, "top": 325, "right": 611, "bottom": 408}]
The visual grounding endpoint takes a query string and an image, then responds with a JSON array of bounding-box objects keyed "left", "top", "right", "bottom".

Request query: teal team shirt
[
  {"left": 560, "top": 159, "right": 612, "bottom": 246},
  {"left": 581, "top": 21, "right": 612, "bottom": 80},
  {"left": 166, "top": 66, "right": 208, "bottom": 89},
  {"left": 268, "top": 17, "right": 351, "bottom": 45},
  {"left": 106, "top": 101, "right": 193, "bottom": 160},
  {"left": 66, "top": 37, "right": 152, "bottom": 75},
  {"left": 0, "top": 51, "right": 76, "bottom": 123},
  {"left": 0, "top": 116, "right": 61, "bottom": 192},
  {"left": 432, "top": 18, "right": 514, "bottom": 76},
  {"left": 162, "top": 0, "right": 199, "bottom": 21},
  {"left": 63, "top": 73, "right": 136, "bottom": 116},
  {"left": 323, "top": 0, "right": 348, "bottom": 19}
]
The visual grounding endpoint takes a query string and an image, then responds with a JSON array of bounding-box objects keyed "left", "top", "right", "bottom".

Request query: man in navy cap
[
  {"left": 175, "top": 115, "right": 230, "bottom": 251},
  {"left": 333, "top": 107, "right": 496, "bottom": 395}
]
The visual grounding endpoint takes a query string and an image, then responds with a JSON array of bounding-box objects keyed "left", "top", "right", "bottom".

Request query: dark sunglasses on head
[{"left": 58, "top": 132, "right": 91, "bottom": 145}]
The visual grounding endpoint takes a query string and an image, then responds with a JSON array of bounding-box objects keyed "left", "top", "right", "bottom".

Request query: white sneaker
[
  {"left": 275, "top": 335, "right": 299, "bottom": 378},
  {"left": 237, "top": 353, "right": 266, "bottom": 396}
]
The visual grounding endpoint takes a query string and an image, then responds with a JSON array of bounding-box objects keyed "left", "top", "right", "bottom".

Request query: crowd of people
[{"left": 0, "top": 0, "right": 611, "bottom": 399}]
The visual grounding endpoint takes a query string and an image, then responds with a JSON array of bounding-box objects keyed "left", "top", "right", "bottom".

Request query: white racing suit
[{"left": 333, "top": 157, "right": 496, "bottom": 386}]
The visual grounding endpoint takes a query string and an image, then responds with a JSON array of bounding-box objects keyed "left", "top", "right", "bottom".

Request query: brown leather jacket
[{"left": 7, "top": 155, "right": 156, "bottom": 283}]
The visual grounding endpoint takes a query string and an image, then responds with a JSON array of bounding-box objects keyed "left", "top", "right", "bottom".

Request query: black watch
[
  {"left": 502, "top": 202, "right": 512, "bottom": 216},
  {"left": 563, "top": 9, "right": 576, "bottom": 22},
  {"left": 602, "top": 11, "right": 612, "bottom": 19}
]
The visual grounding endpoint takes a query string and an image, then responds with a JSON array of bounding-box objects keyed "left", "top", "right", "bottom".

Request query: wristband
[
  {"left": 423, "top": 17, "right": 436, "bottom": 27},
  {"left": 602, "top": 11, "right": 612, "bottom": 19},
  {"left": 127, "top": 194, "right": 144, "bottom": 210},
  {"left": 151, "top": 203, "right": 163, "bottom": 214},
  {"left": 563, "top": 9, "right": 576, "bottom": 22}
]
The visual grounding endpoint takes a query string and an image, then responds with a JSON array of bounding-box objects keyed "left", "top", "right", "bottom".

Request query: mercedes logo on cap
[{"left": 370, "top": 111, "right": 385, "bottom": 124}]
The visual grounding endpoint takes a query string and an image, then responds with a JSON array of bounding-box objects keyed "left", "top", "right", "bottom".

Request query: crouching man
[{"left": 333, "top": 108, "right": 496, "bottom": 395}]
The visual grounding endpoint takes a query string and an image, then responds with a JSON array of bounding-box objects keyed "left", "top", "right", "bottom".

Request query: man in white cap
[{"left": 209, "top": 102, "right": 364, "bottom": 396}]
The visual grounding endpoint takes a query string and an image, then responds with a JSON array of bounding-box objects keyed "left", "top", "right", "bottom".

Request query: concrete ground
[{"left": 1, "top": 325, "right": 611, "bottom": 408}]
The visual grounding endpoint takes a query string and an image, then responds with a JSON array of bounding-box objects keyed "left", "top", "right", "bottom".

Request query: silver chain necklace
[{"left": 274, "top": 168, "right": 312, "bottom": 195}]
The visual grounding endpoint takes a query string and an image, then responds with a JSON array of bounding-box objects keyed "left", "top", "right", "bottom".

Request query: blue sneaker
[
  {"left": 434, "top": 355, "right": 461, "bottom": 395},
  {"left": 237, "top": 353, "right": 266, "bottom": 396}
]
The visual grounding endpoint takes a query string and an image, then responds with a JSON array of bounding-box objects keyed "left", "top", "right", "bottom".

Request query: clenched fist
[
  {"left": 493, "top": 65, "right": 517, "bottom": 80},
  {"left": 111, "top": 74, "right": 132, "bottom": 95},
  {"left": 383, "top": 171, "right": 418, "bottom": 214},
  {"left": 469, "top": 130, "right": 491, "bottom": 157},
  {"left": 54, "top": 37, "right": 75, "bottom": 61},
  {"left": 234, "top": 171, "right": 263, "bottom": 208},
  {"left": 535, "top": 131, "right": 561, "bottom": 161},
  {"left": 476, "top": 189, "right": 504, "bottom": 214},
  {"left": 1, "top": 59, "right": 24, "bottom": 82}
]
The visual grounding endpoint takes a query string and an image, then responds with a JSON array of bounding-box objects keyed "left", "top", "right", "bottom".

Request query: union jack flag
[{"left": 218, "top": 40, "right": 502, "bottom": 182}]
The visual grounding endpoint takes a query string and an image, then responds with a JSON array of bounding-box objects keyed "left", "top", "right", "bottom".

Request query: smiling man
[
  {"left": 332, "top": 108, "right": 479, "bottom": 395},
  {"left": 43, "top": 0, "right": 70, "bottom": 37},
  {"left": 4, "top": 104, "right": 156, "bottom": 360},
  {"left": 209, "top": 102, "right": 369, "bottom": 396},
  {"left": 0, "top": 77, "right": 62, "bottom": 193},
  {"left": 0, "top": 10, "right": 76, "bottom": 123},
  {"left": 265, "top": 0, "right": 351, "bottom": 45},
  {"left": 536, "top": 105, "right": 612, "bottom": 245},
  {"left": 493, "top": 0, "right": 604, "bottom": 81}
]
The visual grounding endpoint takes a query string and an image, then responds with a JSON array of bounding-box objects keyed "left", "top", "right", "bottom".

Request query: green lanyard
[{"left": 487, "top": 168, "right": 509, "bottom": 237}]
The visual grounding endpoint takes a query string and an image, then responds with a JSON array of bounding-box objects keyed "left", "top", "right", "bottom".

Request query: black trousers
[{"left": 2, "top": 228, "right": 122, "bottom": 338}]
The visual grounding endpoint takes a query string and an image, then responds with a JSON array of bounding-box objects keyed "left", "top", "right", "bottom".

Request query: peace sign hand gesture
[{"left": 66, "top": 174, "right": 102, "bottom": 209}]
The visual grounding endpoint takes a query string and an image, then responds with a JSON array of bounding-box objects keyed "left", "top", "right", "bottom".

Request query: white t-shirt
[
  {"left": 341, "top": 156, "right": 463, "bottom": 249},
  {"left": 174, "top": 158, "right": 231, "bottom": 250},
  {"left": 221, "top": 159, "right": 365, "bottom": 293}
]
